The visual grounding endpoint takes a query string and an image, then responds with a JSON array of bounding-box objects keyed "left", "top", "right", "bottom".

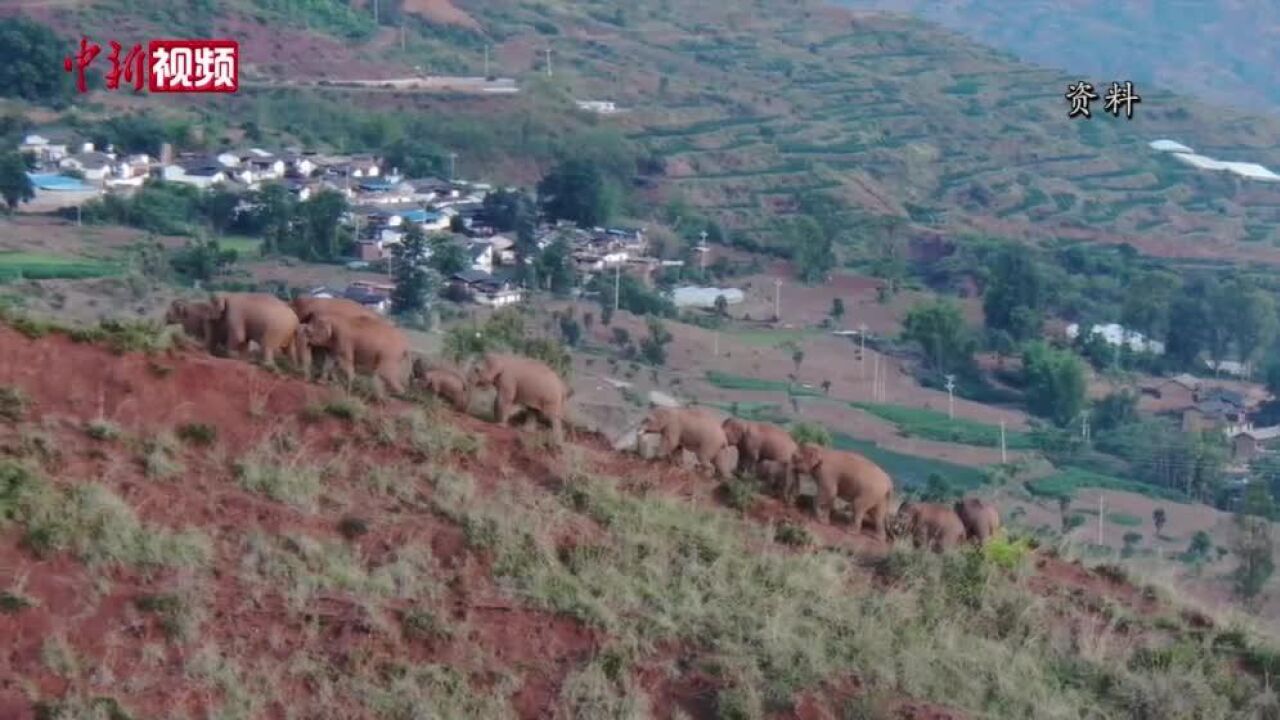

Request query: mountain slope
[
  {"left": 834, "top": 0, "right": 1280, "bottom": 115},
  {"left": 1, "top": 318, "right": 1279, "bottom": 718},
  {"left": 15, "top": 0, "right": 1280, "bottom": 262}
]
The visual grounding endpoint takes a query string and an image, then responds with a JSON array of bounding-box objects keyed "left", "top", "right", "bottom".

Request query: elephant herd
[
  {"left": 634, "top": 408, "right": 1001, "bottom": 551},
  {"left": 163, "top": 292, "right": 999, "bottom": 552},
  {"left": 163, "top": 292, "right": 572, "bottom": 437}
]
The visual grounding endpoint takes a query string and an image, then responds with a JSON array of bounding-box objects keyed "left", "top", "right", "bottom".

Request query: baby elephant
[
  {"left": 954, "top": 497, "right": 1002, "bottom": 545},
  {"left": 896, "top": 501, "right": 967, "bottom": 553},
  {"left": 164, "top": 298, "right": 225, "bottom": 353},
  {"left": 414, "top": 363, "right": 470, "bottom": 412}
]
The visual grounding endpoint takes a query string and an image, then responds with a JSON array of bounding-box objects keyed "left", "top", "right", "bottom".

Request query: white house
[
  {"left": 161, "top": 162, "right": 227, "bottom": 189},
  {"left": 116, "top": 154, "right": 152, "bottom": 179},
  {"left": 19, "top": 134, "right": 69, "bottom": 163},
  {"left": 467, "top": 241, "right": 494, "bottom": 274},
  {"left": 242, "top": 153, "right": 285, "bottom": 180},
  {"left": 214, "top": 151, "right": 241, "bottom": 168},
  {"left": 575, "top": 100, "right": 620, "bottom": 114},
  {"left": 59, "top": 152, "right": 115, "bottom": 181},
  {"left": 1065, "top": 322, "right": 1165, "bottom": 355},
  {"left": 285, "top": 153, "right": 317, "bottom": 177}
]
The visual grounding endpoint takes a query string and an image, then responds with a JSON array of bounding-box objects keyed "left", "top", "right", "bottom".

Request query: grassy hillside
[
  {"left": 833, "top": 0, "right": 1280, "bottom": 115},
  {"left": 13, "top": 0, "right": 1280, "bottom": 261},
  {"left": 2, "top": 317, "right": 1280, "bottom": 719}
]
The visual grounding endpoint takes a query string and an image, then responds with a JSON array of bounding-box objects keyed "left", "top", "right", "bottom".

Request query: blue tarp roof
[{"left": 27, "top": 173, "right": 92, "bottom": 191}]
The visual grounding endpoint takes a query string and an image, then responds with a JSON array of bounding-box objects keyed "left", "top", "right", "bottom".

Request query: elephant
[
  {"left": 297, "top": 313, "right": 411, "bottom": 397},
  {"left": 722, "top": 417, "right": 797, "bottom": 499},
  {"left": 896, "top": 501, "right": 967, "bottom": 553},
  {"left": 792, "top": 442, "right": 895, "bottom": 541},
  {"left": 413, "top": 362, "right": 470, "bottom": 412},
  {"left": 638, "top": 407, "right": 731, "bottom": 477},
  {"left": 467, "top": 353, "right": 571, "bottom": 439},
  {"left": 753, "top": 458, "right": 792, "bottom": 496},
  {"left": 290, "top": 297, "right": 388, "bottom": 380},
  {"left": 209, "top": 292, "right": 301, "bottom": 366},
  {"left": 164, "top": 298, "right": 226, "bottom": 353},
  {"left": 954, "top": 497, "right": 1002, "bottom": 545}
]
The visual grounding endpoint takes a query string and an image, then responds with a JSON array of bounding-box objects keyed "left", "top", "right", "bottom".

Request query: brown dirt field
[
  {"left": 0, "top": 319, "right": 1271, "bottom": 716},
  {"left": 0, "top": 322, "right": 972, "bottom": 718}
]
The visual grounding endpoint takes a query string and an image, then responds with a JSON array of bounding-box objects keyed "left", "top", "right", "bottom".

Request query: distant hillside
[
  {"left": 835, "top": 0, "right": 1280, "bottom": 115},
  {"left": 12, "top": 0, "right": 1280, "bottom": 263}
]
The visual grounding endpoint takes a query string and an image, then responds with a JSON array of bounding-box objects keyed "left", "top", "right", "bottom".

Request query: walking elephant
[
  {"left": 297, "top": 313, "right": 411, "bottom": 397},
  {"left": 639, "top": 407, "right": 732, "bottom": 477},
  {"left": 954, "top": 497, "right": 1002, "bottom": 545},
  {"left": 413, "top": 361, "right": 471, "bottom": 412},
  {"left": 792, "top": 442, "right": 895, "bottom": 541},
  {"left": 209, "top": 292, "right": 300, "bottom": 366},
  {"left": 467, "top": 353, "right": 571, "bottom": 439},
  {"left": 164, "top": 298, "right": 226, "bottom": 353},
  {"left": 722, "top": 417, "right": 798, "bottom": 500},
  {"left": 290, "top": 297, "right": 388, "bottom": 380},
  {"left": 896, "top": 501, "right": 967, "bottom": 553}
]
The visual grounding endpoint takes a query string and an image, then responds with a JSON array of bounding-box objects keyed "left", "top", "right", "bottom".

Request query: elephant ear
[{"left": 210, "top": 293, "right": 229, "bottom": 316}]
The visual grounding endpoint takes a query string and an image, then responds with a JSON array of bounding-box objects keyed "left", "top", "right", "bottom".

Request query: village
[{"left": 15, "top": 130, "right": 679, "bottom": 313}]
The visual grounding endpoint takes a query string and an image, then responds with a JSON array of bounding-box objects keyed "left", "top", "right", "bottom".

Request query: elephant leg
[
  {"left": 494, "top": 388, "right": 515, "bottom": 425},
  {"left": 781, "top": 465, "right": 798, "bottom": 506},
  {"left": 849, "top": 499, "right": 871, "bottom": 539},
  {"left": 658, "top": 428, "right": 680, "bottom": 462},
  {"left": 870, "top": 503, "right": 889, "bottom": 543},
  {"left": 814, "top": 477, "right": 835, "bottom": 524}
]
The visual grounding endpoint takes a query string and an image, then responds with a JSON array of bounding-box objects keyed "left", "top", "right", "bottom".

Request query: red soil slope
[{"left": 0, "top": 324, "right": 1240, "bottom": 719}]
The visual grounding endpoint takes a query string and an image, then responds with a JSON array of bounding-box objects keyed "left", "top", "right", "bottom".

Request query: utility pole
[
  {"left": 858, "top": 323, "right": 867, "bottom": 379},
  {"left": 713, "top": 331, "right": 719, "bottom": 357},
  {"left": 544, "top": 48, "right": 553, "bottom": 78},
  {"left": 400, "top": 22, "right": 406, "bottom": 52},
  {"left": 698, "top": 230, "right": 708, "bottom": 271},
  {"left": 373, "top": 0, "right": 379, "bottom": 24},
  {"left": 944, "top": 374, "right": 956, "bottom": 420},
  {"left": 773, "top": 278, "right": 782, "bottom": 321},
  {"left": 484, "top": 45, "right": 491, "bottom": 78},
  {"left": 76, "top": 204, "right": 81, "bottom": 227},
  {"left": 872, "top": 353, "right": 880, "bottom": 402},
  {"left": 1098, "top": 494, "right": 1105, "bottom": 546},
  {"left": 614, "top": 262, "right": 621, "bottom": 312},
  {"left": 447, "top": 152, "right": 457, "bottom": 181},
  {"left": 999, "top": 420, "right": 1007, "bottom": 463}
]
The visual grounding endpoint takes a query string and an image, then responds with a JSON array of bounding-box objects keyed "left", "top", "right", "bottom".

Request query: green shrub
[
  {"left": 0, "top": 386, "right": 28, "bottom": 422},
  {"left": 175, "top": 423, "right": 217, "bottom": 446}
]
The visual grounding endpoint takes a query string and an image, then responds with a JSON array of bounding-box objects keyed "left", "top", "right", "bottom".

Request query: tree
[
  {"left": 983, "top": 245, "right": 1045, "bottom": 342},
  {"left": 1121, "top": 270, "right": 1178, "bottom": 348},
  {"left": 1188, "top": 531, "right": 1212, "bottom": 560},
  {"left": 866, "top": 216, "right": 907, "bottom": 294},
  {"left": 1225, "top": 280, "right": 1278, "bottom": 373},
  {"left": 480, "top": 188, "right": 537, "bottom": 232},
  {"left": 203, "top": 188, "right": 240, "bottom": 237},
  {"left": 169, "top": 236, "right": 237, "bottom": 283},
  {"left": 559, "top": 314, "right": 582, "bottom": 347},
  {"left": 790, "top": 422, "right": 831, "bottom": 446},
  {"left": 1165, "top": 276, "right": 1215, "bottom": 369},
  {"left": 243, "top": 183, "right": 289, "bottom": 254},
  {"left": 1232, "top": 482, "right": 1276, "bottom": 607},
  {"left": 291, "top": 189, "right": 349, "bottom": 260},
  {"left": 391, "top": 225, "right": 433, "bottom": 316},
  {"left": 639, "top": 318, "right": 673, "bottom": 366},
  {"left": 1021, "top": 341, "right": 1086, "bottom": 426},
  {"left": 791, "top": 348, "right": 805, "bottom": 374},
  {"left": 830, "top": 297, "right": 845, "bottom": 323},
  {"left": 789, "top": 215, "right": 835, "bottom": 283},
  {"left": 538, "top": 159, "right": 618, "bottom": 227},
  {"left": 536, "top": 237, "right": 577, "bottom": 296},
  {"left": 902, "top": 299, "right": 975, "bottom": 374},
  {"left": 0, "top": 152, "right": 34, "bottom": 213},
  {"left": 427, "top": 235, "right": 467, "bottom": 276},
  {"left": 0, "top": 18, "right": 75, "bottom": 104},
  {"left": 1150, "top": 508, "right": 1167, "bottom": 538},
  {"left": 714, "top": 294, "right": 729, "bottom": 317},
  {"left": 1121, "top": 531, "right": 1144, "bottom": 558},
  {"left": 821, "top": 379, "right": 831, "bottom": 395},
  {"left": 1090, "top": 390, "right": 1138, "bottom": 433}
]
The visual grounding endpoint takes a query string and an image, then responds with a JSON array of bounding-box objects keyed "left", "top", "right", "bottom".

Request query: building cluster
[{"left": 17, "top": 132, "right": 667, "bottom": 308}]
